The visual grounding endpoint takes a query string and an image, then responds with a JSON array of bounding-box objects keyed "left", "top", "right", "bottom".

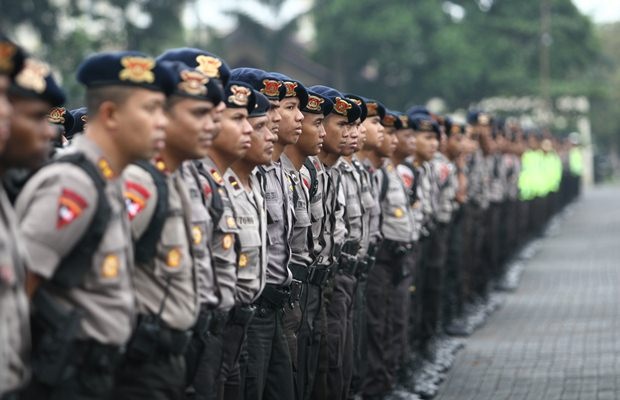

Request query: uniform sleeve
[
  {"left": 123, "top": 164, "right": 158, "bottom": 241},
  {"left": 15, "top": 164, "right": 97, "bottom": 279}
]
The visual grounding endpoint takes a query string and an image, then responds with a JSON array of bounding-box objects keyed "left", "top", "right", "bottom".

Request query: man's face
[
  {"left": 414, "top": 131, "right": 438, "bottom": 162},
  {"left": 340, "top": 120, "right": 359, "bottom": 156},
  {"left": 244, "top": 115, "right": 276, "bottom": 166},
  {"left": 322, "top": 114, "right": 349, "bottom": 155},
  {"left": 268, "top": 100, "right": 281, "bottom": 136},
  {"left": 362, "top": 116, "right": 384, "bottom": 151},
  {"left": 297, "top": 112, "right": 326, "bottom": 157},
  {"left": 212, "top": 101, "right": 226, "bottom": 139},
  {"left": 212, "top": 107, "right": 252, "bottom": 161},
  {"left": 355, "top": 120, "right": 367, "bottom": 152},
  {"left": 114, "top": 88, "right": 168, "bottom": 161},
  {"left": 165, "top": 98, "right": 216, "bottom": 160},
  {"left": 0, "top": 76, "right": 12, "bottom": 154},
  {"left": 394, "top": 128, "right": 416, "bottom": 159},
  {"left": 376, "top": 128, "right": 396, "bottom": 158},
  {"left": 447, "top": 133, "right": 463, "bottom": 160},
  {"left": 4, "top": 96, "right": 56, "bottom": 169},
  {"left": 277, "top": 97, "right": 303, "bottom": 146}
]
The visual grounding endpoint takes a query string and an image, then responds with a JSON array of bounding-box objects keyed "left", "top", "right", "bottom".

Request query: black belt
[
  {"left": 289, "top": 262, "right": 333, "bottom": 287},
  {"left": 194, "top": 308, "right": 229, "bottom": 337},
  {"left": 74, "top": 339, "right": 124, "bottom": 369},
  {"left": 255, "top": 284, "right": 291, "bottom": 309},
  {"left": 134, "top": 314, "right": 192, "bottom": 356}
]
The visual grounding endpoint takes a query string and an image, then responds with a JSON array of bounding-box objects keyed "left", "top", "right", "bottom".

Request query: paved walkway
[{"left": 436, "top": 184, "right": 620, "bottom": 400}]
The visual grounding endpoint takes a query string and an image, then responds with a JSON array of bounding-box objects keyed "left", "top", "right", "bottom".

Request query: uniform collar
[{"left": 71, "top": 135, "right": 116, "bottom": 180}]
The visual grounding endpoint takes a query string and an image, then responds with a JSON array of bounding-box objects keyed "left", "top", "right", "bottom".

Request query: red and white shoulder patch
[
  {"left": 57, "top": 188, "right": 88, "bottom": 229},
  {"left": 125, "top": 181, "right": 151, "bottom": 221}
]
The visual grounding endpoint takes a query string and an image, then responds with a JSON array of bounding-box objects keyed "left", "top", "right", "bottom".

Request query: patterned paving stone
[{"left": 436, "top": 185, "right": 620, "bottom": 400}]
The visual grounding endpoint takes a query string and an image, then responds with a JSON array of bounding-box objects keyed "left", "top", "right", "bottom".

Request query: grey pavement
[{"left": 435, "top": 184, "right": 620, "bottom": 400}]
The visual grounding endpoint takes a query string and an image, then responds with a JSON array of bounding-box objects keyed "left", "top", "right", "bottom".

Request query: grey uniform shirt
[
  {"left": 16, "top": 136, "right": 135, "bottom": 345},
  {"left": 378, "top": 160, "right": 415, "bottom": 243},
  {"left": 335, "top": 158, "right": 364, "bottom": 251},
  {"left": 123, "top": 163, "right": 198, "bottom": 331},
  {"left": 487, "top": 153, "right": 507, "bottom": 204},
  {"left": 467, "top": 149, "right": 490, "bottom": 210},
  {"left": 194, "top": 157, "right": 239, "bottom": 311},
  {"left": 0, "top": 186, "right": 30, "bottom": 394},
  {"left": 180, "top": 161, "right": 219, "bottom": 308},
  {"left": 302, "top": 157, "right": 345, "bottom": 267},
  {"left": 398, "top": 160, "right": 433, "bottom": 240},
  {"left": 504, "top": 154, "right": 521, "bottom": 201},
  {"left": 224, "top": 170, "right": 267, "bottom": 304},
  {"left": 281, "top": 154, "right": 313, "bottom": 268},
  {"left": 361, "top": 159, "right": 383, "bottom": 247},
  {"left": 352, "top": 156, "right": 374, "bottom": 257},
  {"left": 432, "top": 152, "right": 458, "bottom": 224},
  {"left": 256, "top": 161, "right": 293, "bottom": 286}
]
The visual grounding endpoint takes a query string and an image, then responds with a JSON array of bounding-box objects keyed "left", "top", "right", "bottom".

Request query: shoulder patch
[
  {"left": 57, "top": 188, "right": 88, "bottom": 229},
  {"left": 125, "top": 181, "right": 151, "bottom": 221}
]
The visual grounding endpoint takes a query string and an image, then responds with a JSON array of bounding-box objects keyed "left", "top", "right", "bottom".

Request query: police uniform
[
  {"left": 220, "top": 170, "right": 266, "bottom": 398},
  {"left": 17, "top": 136, "right": 134, "bottom": 399},
  {"left": 113, "top": 159, "right": 197, "bottom": 399},
  {"left": 16, "top": 50, "right": 174, "bottom": 400},
  {"left": 0, "top": 34, "right": 29, "bottom": 400},
  {"left": 362, "top": 155, "right": 416, "bottom": 399},
  {"left": 0, "top": 186, "right": 31, "bottom": 398}
]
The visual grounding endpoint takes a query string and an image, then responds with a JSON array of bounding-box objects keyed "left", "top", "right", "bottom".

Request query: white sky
[{"left": 573, "top": 0, "right": 620, "bottom": 23}]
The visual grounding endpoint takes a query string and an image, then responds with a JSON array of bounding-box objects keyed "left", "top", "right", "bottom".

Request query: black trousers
[
  {"left": 218, "top": 306, "right": 255, "bottom": 400},
  {"left": 421, "top": 222, "right": 449, "bottom": 341},
  {"left": 296, "top": 281, "right": 322, "bottom": 400},
  {"left": 444, "top": 209, "right": 464, "bottom": 327},
  {"left": 326, "top": 271, "right": 357, "bottom": 400},
  {"left": 112, "top": 353, "right": 185, "bottom": 400},
  {"left": 362, "top": 249, "right": 414, "bottom": 398},
  {"left": 349, "top": 276, "right": 369, "bottom": 398},
  {"left": 240, "top": 304, "right": 294, "bottom": 400}
]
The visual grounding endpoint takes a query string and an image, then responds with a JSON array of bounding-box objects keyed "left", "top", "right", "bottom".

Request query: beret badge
[
  {"left": 419, "top": 120, "right": 433, "bottom": 131},
  {"left": 367, "top": 102, "right": 378, "bottom": 116},
  {"left": 178, "top": 70, "right": 209, "bottom": 96},
  {"left": 15, "top": 59, "right": 50, "bottom": 94},
  {"left": 0, "top": 43, "right": 16, "bottom": 73},
  {"left": 119, "top": 56, "right": 155, "bottom": 84},
  {"left": 261, "top": 79, "right": 281, "bottom": 97},
  {"left": 383, "top": 114, "right": 396, "bottom": 127},
  {"left": 399, "top": 115, "right": 409, "bottom": 129},
  {"left": 284, "top": 81, "right": 298, "bottom": 97},
  {"left": 306, "top": 95, "right": 324, "bottom": 112},
  {"left": 48, "top": 107, "right": 66, "bottom": 124},
  {"left": 229, "top": 85, "right": 251, "bottom": 107},
  {"left": 196, "top": 55, "right": 222, "bottom": 78},
  {"left": 334, "top": 97, "right": 352, "bottom": 116}
]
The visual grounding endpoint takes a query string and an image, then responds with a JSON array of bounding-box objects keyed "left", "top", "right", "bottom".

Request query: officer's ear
[{"left": 86, "top": 86, "right": 132, "bottom": 131}]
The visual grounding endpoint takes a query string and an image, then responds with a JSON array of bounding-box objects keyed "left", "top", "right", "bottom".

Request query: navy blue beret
[
  {"left": 406, "top": 105, "right": 430, "bottom": 117},
  {"left": 268, "top": 72, "right": 308, "bottom": 109},
  {"left": 157, "top": 47, "right": 230, "bottom": 86},
  {"left": 10, "top": 58, "right": 65, "bottom": 107},
  {"left": 250, "top": 90, "right": 270, "bottom": 118},
  {"left": 48, "top": 107, "right": 74, "bottom": 133},
  {"left": 467, "top": 110, "right": 492, "bottom": 126},
  {"left": 66, "top": 107, "right": 88, "bottom": 140},
  {"left": 77, "top": 51, "right": 176, "bottom": 95},
  {"left": 345, "top": 94, "right": 367, "bottom": 122},
  {"left": 411, "top": 113, "right": 440, "bottom": 138},
  {"left": 359, "top": 96, "right": 386, "bottom": 120},
  {"left": 160, "top": 60, "right": 223, "bottom": 105},
  {"left": 230, "top": 67, "right": 286, "bottom": 101},
  {"left": 0, "top": 33, "right": 26, "bottom": 79},
  {"left": 444, "top": 117, "right": 464, "bottom": 137},
  {"left": 302, "top": 90, "right": 333, "bottom": 116},
  {"left": 224, "top": 81, "right": 256, "bottom": 113},
  {"left": 308, "top": 85, "right": 361, "bottom": 123},
  {"left": 382, "top": 109, "right": 399, "bottom": 129}
]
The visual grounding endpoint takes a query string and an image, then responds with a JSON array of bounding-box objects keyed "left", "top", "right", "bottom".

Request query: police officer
[
  {"left": 362, "top": 109, "right": 416, "bottom": 399},
  {"left": 230, "top": 67, "right": 296, "bottom": 400},
  {"left": 17, "top": 50, "right": 175, "bottom": 400},
  {"left": 0, "top": 33, "right": 30, "bottom": 400},
  {"left": 66, "top": 107, "right": 88, "bottom": 142},
  {"left": 224, "top": 91, "right": 273, "bottom": 399},
  {"left": 2, "top": 57, "right": 64, "bottom": 202},
  {"left": 112, "top": 60, "right": 223, "bottom": 399},
  {"left": 300, "top": 90, "right": 348, "bottom": 400},
  {"left": 47, "top": 106, "right": 74, "bottom": 149},
  {"left": 282, "top": 88, "right": 332, "bottom": 400},
  {"left": 309, "top": 85, "right": 362, "bottom": 400}
]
